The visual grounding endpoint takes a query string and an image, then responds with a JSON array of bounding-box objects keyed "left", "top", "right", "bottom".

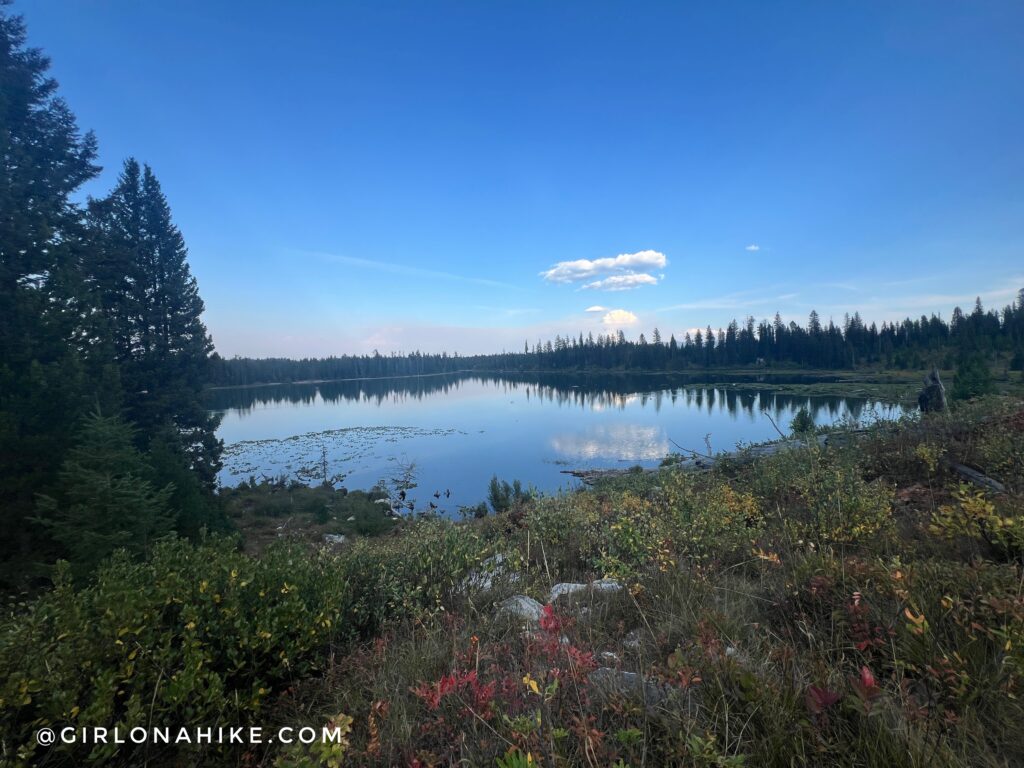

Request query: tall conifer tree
[
  {"left": 88, "top": 160, "right": 223, "bottom": 491},
  {"left": 0, "top": 1, "right": 100, "bottom": 579}
]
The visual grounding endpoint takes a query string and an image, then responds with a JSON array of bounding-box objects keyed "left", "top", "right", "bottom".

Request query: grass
[
  {"left": 2, "top": 396, "right": 1023, "bottom": 766},
  {"left": 270, "top": 396, "right": 1024, "bottom": 767},
  {"left": 220, "top": 479, "right": 398, "bottom": 554}
]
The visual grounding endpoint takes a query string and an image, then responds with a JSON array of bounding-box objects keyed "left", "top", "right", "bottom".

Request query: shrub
[
  {"left": 664, "top": 473, "right": 762, "bottom": 566},
  {"left": 952, "top": 353, "right": 995, "bottom": 401},
  {"left": 0, "top": 538, "right": 352, "bottom": 765},
  {"left": 0, "top": 521, "right": 489, "bottom": 766},
  {"left": 790, "top": 407, "right": 815, "bottom": 435},
  {"left": 488, "top": 476, "right": 531, "bottom": 514}
]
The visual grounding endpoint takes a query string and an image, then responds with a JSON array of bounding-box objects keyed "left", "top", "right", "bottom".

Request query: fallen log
[{"left": 942, "top": 459, "right": 1007, "bottom": 494}]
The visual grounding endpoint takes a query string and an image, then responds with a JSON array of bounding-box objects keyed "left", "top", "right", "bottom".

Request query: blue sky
[{"left": 19, "top": 0, "right": 1024, "bottom": 356}]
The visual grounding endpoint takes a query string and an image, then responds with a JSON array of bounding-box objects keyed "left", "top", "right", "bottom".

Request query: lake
[{"left": 209, "top": 372, "right": 902, "bottom": 514}]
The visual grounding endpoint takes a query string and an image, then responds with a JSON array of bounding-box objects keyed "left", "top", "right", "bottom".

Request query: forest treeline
[
  {"left": 212, "top": 295, "right": 1024, "bottom": 387},
  {"left": 0, "top": 4, "right": 223, "bottom": 587}
]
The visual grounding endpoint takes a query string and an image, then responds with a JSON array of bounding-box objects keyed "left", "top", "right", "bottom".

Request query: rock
[
  {"left": 599, "top": 651, "right": 621, "bottom": 665},
  {"left": 496, "top": 595, "right": 545, "bottom": 625},
  {"left": 322, "top": 533, "right": 346, "bottom": 546},
  {"left": 589, "top": 668, "right": 669, "bottom": 707},
  {"left": 591, "top": 578, "right": 623, "bottom": 594},
  {"left": 549, "top": 578, "right": 623, "bottom": 604},
  {"left": 918, "top": 367, "right": 947, "bottom": 413},
  {"left": 463, "top": 553, "right": 519, "bottom": 592},
  {"left": 346, "top": 515, "right": 357, "bottom": 522},
  {"left": 549, "top": 582, "right": 588, "bottom": 602},
  {"left": 623, "top": 629, "right": 643, "bottom": 650}
]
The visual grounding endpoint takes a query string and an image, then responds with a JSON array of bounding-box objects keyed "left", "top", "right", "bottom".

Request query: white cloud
[
  {"left": 584, "top": 305, "right": 608, "bottom": 312},
  {"left": 582, "top": 273, "right": 659, "bottom": 291},
  {"left": 602, "top": 309, "right": 639, "bottom": 326},
  {"left": 540, "top": 249, "right": 667, "bottom": 284},
  {"left": 745, "top": 244, "right": 760, "bottom": 252}
]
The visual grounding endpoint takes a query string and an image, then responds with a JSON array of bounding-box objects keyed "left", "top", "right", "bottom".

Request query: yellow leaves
[
  {"left": 904, "top": 606, "right": 929, "bottom": 635},
  {"left": 522, "top": 673, "right": 540, "bottom": 695},
  {"left": 752, "top": 546, "right": 781, "bottom": 565},
  {"left": 199, "top": 580, "right": 208, "bottom": 594},
  {"left": 280, "top": 583, "right": 293, "bottom": 594},
  {"left": 914, "top": 442, "right": 944, "bottom": 474}
]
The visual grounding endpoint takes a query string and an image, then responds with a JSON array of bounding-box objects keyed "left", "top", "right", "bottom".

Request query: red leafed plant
[
  {"left": 806, "top": 684, "right": 842, "bottom": 715},
  {"left": 539, "top": 603, "right": 562, "bottom": 634},
  {"left": 850, "top": 665, "right": 882, "bottom": 711}
]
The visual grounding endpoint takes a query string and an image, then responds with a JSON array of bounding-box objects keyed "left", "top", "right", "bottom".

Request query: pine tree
[
  {"left": 0, "top": 1, "right": 101, "bottom": 581},
  {"left": 35, "top": 410, "right": 174, "bottom": 579},
  {"left": 88, "top": 159, "right": 223, "bottom": 490}
]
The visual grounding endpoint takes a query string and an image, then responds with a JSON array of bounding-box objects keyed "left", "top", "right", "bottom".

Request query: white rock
[
  {"left": 623, "top": 629, "right": 643, "bottom": 650},
  {"left": 464, "top": 553, "right": 519, "bottom": 592},
  {"left": 347, "top": 515, "right": 357, "bottom": 522},
  {"left": 599, "top": 651, "right": 621, "bottom": 665},
  {"left": 322, "top": 533, "right": 346, "bottom": 545},
  {"left": 550, "top": 578, "right": 623, "bottom": 603},
  {"left": 496, "top": 595, "right": 545, "bottom": 624},
  {"left": 549, "top": 582, "right": 588, "bottom": 602},
  {"left": 590, "top": 578, "right": 623, "bottom": 593}
]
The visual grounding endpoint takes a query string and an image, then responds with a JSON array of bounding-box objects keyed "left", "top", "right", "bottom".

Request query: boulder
[
  {"left": 591, "top": 578, "right": 623, "bottom": 594},
  {"left": 322, "top": 533, "right": 346, "bottom": 546},
  {"left": 496, "top": 595, "right": 545, "bottom": 625},
  {"left": 548, "top": 578, "right": 623, "bottom": 604},
  {"left": 549, "top": 582, "right": 588, "bottom": 602},
  {"left": 463, "top": 553, "right": 520, "bottom": 592},
  {"left": 588, "top": 668, "right": 669, "bottom": 707}
]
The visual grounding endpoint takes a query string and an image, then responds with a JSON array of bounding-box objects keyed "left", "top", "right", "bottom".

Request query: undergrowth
[{"left": 1, "top": 396, "right": 1022, "bottom": 767}]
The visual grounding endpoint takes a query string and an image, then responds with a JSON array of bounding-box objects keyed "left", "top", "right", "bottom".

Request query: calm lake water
[{"left": 209, "top": 373, "right": 902, "bottom": 514}]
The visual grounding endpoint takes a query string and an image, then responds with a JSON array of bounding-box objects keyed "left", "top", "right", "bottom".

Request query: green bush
[
  {"left": 664, "top": 473, "right": 763, "bottom": 565},
  {"left": 790, "top": 407, "right": 815, "bottom": 435},
  {"left": 0, "top": 521, "right": 489, "bottom": 766},
  {"left": 952, "top": 353, "right": 995, "bottom": 401}
]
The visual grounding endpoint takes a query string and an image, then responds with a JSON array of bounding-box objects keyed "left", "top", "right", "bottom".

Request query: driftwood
[{"left": 942, "top": 459, "right": 1007, "bottom": 494}]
